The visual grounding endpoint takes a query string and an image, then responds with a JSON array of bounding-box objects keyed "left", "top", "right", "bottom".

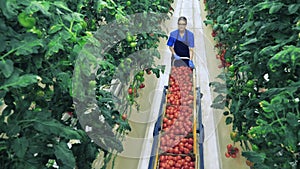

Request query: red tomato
[
  {"left": 187, "top": 144, "right": 193, "bottom": 150},
  {"left": 225, "top": 152, "right": 230, "bottom": 158},
  {"left": 231, "top": 153, "right": 237, "bottom": 158},
  {"left": 185, "top": 156, "right": 192, "bottom": 162},
  {"left": 163, "top": 118, "right": 168, "bottom": 123},
  {"left": 121, "top": 114, "right": 127, "bottom": 120},
  {"left": 188, "top": 138, "right": 193, "bottom": 144},
  {"left": 227, "top": 144, "right": 233, "bottom": 150},
  {"left": 234, "top": 147, "right": 239, "bottom": 153}
]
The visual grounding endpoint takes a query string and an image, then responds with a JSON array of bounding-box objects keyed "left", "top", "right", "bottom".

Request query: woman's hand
[
  {"left": 189, "top": 60, "right": 195, "bottom": 69},
  {"left": 174, "top": 53, "right": 181, "bottom": 60}
]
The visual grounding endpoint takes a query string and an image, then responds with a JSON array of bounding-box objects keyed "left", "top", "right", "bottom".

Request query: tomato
[
  {"left": 225, "top": 152, "right": 230, "bottom": 158},
  {"left": 231, "top": 153, "right": 237, "bottom": 158},
  {"left": 167, "top": 120, "right": 172, "bottom": 126},
  {"left": 246, "top": 160, "right": 254, "bottom": 167},
  {"left": 146, "top": 69, "right": 151, "bottom": 74},
  {"left": 135, "top": 75, "right": 141, "bottom": 81},
  {"left": 246, "top": 80, "right": 254, "bottom": 88},
  {"left": 128, "top": 88, "right": 133, "bottom": 95},
  {"left": 126, "top": 1, "right": 131, "bottom": 6},
  {"left": 160, "top": 155, "right": 165, "bottom": 161},
  {"left": 234, "top": 147, "right": 239, "bottom": 153},
  {"left": 138, "top": 70, "right": 144, "bottom": 76},
  {"left": 187, "top": 144, "right": 193, "bottom": 150},
  {"left": 185, "top": 156, "right": 191, "bottom": 162},
  {"left": 163, "top": 118, "right": 168, "bottom": 123},
  {"left": 126, "top": 33, "right": 133, "bottom": 42},
  {"left": 18, "top": 12, "right": 36, "bottom": 29},
  {"left": 130, "top": 42, "right": 137, "bottom": 47},
  {"left": 252, "top": 144, "right": 259, "bottom": 151},
  {"left": 228, "top": 64, "right": 235, "bottom": 72},
  {"left": 139, "top": 83, "right": 145, "bottom": 89},
  {"left": 122, "top": 114, "right": 127, "bottom": 120},
  {"left": 227, "top": 144, "right": 233, "bottom": 150},
  {"left": 230, "top": 131, "right": 238, "bottom": 141}
]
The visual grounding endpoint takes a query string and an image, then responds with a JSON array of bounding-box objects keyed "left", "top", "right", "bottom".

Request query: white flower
[
  {"left": 85, "top": 125, "right": 92, "bottom": 132},
  {"left": 263, "top": 73, "right": 269, "bottom": 81},
  {"left": 294, "top": 98, "right": 299, "bottom": 103},
  {"left": 67, "top": 139, "right": 81, "bottom": 149},
  {"left": 99, "top": 115, "right": 105, "bottom": 123}
]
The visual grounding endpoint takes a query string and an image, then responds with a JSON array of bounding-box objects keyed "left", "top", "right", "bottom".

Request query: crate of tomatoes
[
  {"left": 153, "top": 66, "right": 197, "bottom": 169},
  {"left": 157, "top": 154, "right": 196, "bottom": 169}
]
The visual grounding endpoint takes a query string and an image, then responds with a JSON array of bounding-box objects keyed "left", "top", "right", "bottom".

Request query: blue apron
[{"left": 172, "top": 30, "right": 190, "bottom": 67}]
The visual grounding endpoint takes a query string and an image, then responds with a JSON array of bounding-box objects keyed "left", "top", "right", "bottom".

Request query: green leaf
[
  {"left": 73, "top": 23, "right": 82, "bottom": 32},
  {"left": 33, "top": 119, "right": 82, "bottom": 139},
  {"left": 28, "top": 1, "right": 51, "bottom": 16},
  {"left": 46, "top": 35, "right": 64, "bottom": 57},
  {"left": 0, "top": 35, "right": 7, "bottom": 53},
  {"left": 53, "top": 1, "right": 72, "bottom": 12},
  {"left": 242, "top": 151, "right": 266, "bottom": 164},
  {"left": 12, "top": 137, "right": 29, "bottom": 159},
  {"left": 222, "top": 24, "right": 229, "bottom": 32},
  {"left": 213, "top": 94, "right": 225, "bottom": 103},
  {"left": 1, "top": 73, "right": 38, "bottom": 91},
  {"left": 54, "top": 142, "right": 76, "bottom": 169},
  {"left": 13, "top": 37, "right": 43, "bottom": 56},
  {"left": 269, "top": 3, "right": 284, "bottom": 14},
  {"left": 211, "top": 102, "right": 225, "bottom": 109},
  {"left": 253, "top": 1, "right": 273, "bottom": 11},
  {"left": 49, "top": 24, "right": 63, "bottom": 34},
  {"left": 217, "top": 15, "right": 223, "bottom": 23},
  {"left": 0, "top": 0, "right": 19, "bottom": 19},
  {"left": 225, "top": 116, "right": 233, "bottom": 125},
  {"left": 288, "top": 4, "right": 300, "bottom": 14},
  {"left": 284, "top": 128, "right": 297, "bottom": 152},
  {"left": 259, "top": 45, "right": 280, "bottom": 56},
  {"left": 286, "top": 112, "right": 299, "bottom": 127},
  {"left": 152, "top": 68, "right": 160, "bottom": 78},
  {"left": 259, "top": 100, "right": 273, "bottom": 113},
  {"left": 239, "top": 21, "right": 254, "bottom": 33},
  {"left": 240, "top": 38, "right": 257, "bottom": 47},
  {"left": 203, "top": 20, "right": 213, "bottom": 25},
  {"left": 0, "top": 59, "right": 14, "bottom": 78},
  {"left": 57, "top": 72, "right": 72, "bottom": 91}
]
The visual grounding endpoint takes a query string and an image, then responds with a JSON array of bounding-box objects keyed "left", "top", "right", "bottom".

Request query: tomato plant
[
  {"left": 206, "top": 0, "right": 300, "bottom": 168},
  {"left": 0, "top": 0, "right": 174, "bottom": 168}
]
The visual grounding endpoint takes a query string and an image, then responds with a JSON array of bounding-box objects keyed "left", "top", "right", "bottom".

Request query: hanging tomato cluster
[{"left": 224, "top": 144, "right": 239, "bottom": 159}]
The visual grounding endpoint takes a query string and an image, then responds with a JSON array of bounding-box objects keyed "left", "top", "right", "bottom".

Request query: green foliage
[
  {"left": 0, "top": 0, "right": 174, "bottom": 168},
  {"left": 206, "top": 0, "right": 300, "bottom": 168}
]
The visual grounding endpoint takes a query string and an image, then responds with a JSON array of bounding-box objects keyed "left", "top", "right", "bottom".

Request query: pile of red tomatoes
[{"left": 157, "top": 66, "right": 196, "bottom": 169}]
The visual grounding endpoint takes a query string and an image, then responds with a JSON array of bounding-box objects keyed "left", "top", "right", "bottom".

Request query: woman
[{"left": 167, "top": 16, "right": 195, "bottom": 68}]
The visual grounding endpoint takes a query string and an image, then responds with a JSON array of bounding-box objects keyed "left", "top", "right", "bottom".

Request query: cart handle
[{"left": 172, "top": 57, "right": 191, "bottom": 66}]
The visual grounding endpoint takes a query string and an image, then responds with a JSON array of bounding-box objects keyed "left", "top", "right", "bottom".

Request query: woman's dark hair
[{"left": 178, "top": 16, "right": 187, "bottom": 24}]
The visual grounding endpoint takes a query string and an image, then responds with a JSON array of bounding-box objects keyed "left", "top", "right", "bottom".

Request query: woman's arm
[
  {"left": 169, "top": 46, "right": 176, "bottom": 55},
  {"left": 189, "top": 47, "right": 194, "bottom": 60}
]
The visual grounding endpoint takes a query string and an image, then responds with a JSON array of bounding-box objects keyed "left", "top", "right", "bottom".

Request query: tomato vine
[
  {"left": 205, "top": 0, "right": 300, "bottom": 168},
  {"left": 0, "top": 0, "right": 174, "bottom": 168}
]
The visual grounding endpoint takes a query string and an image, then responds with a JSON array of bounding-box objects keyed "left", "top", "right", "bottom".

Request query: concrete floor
[{"left": 94, "top": 0, "right": 251, "bottom": 169}]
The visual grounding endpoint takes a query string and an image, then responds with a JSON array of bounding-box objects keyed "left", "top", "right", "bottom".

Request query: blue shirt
[{"left": 167, "top": 29, "right": 194, "bottom": 48}]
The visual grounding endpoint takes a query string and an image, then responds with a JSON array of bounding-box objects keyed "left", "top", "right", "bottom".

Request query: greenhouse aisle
[
  {"left": 95, "top": 0, "right": 248, "bottom": 169},
  {"left": 161, "top": 0, "right": 221, "bottom": 169},
  {"left": 139, "top": 0, "right": 222, "bottom": 169}
]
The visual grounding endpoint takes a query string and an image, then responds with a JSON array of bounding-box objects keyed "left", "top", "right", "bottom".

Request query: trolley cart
[{"left": 148, "top": 58, "right": 204, "bottom": 169}]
